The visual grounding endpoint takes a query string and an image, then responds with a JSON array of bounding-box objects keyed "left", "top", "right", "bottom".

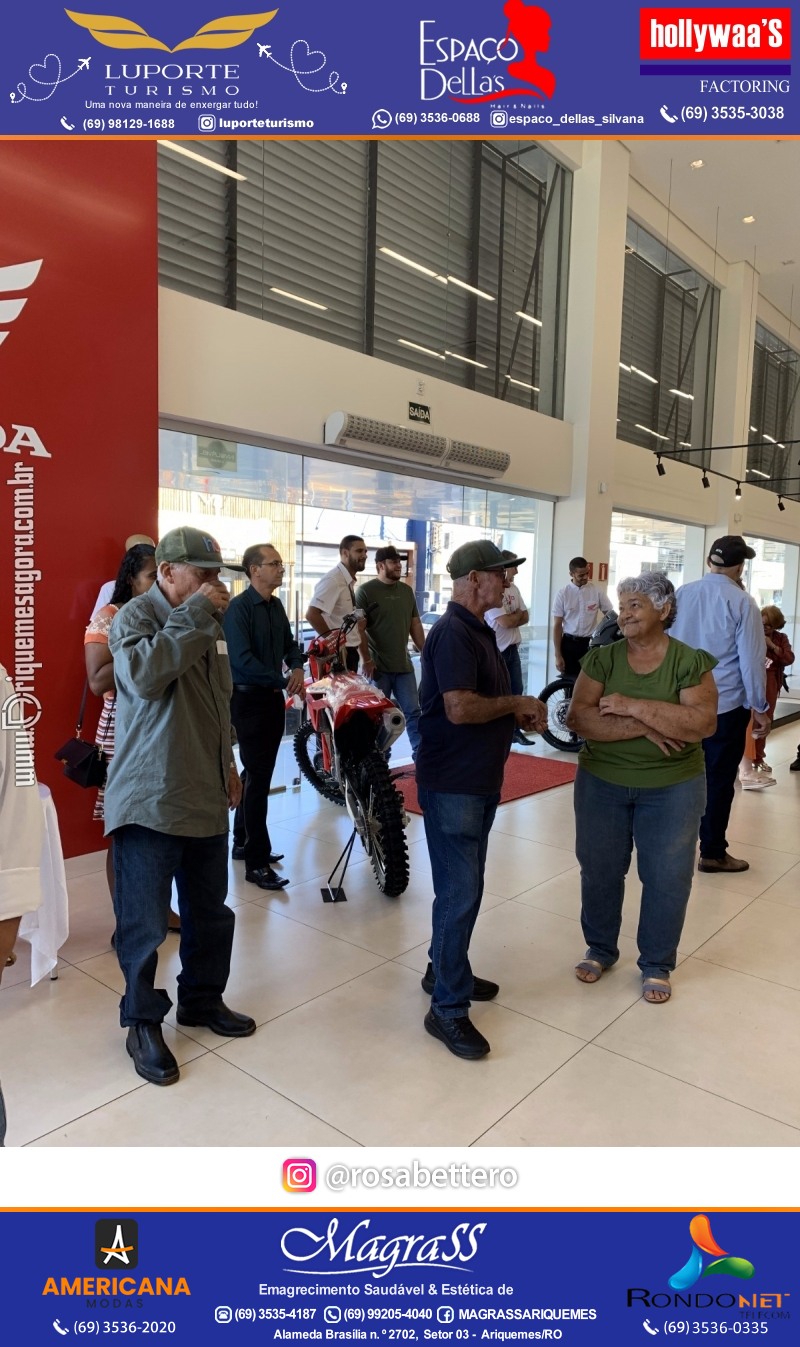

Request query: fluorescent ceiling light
[
  {"left": 157, "top": 140, "right": 246, "bottom": 181},
  {"left": 679, "top": 441, "right": 692, "bottom": 448},
  {"left": 398, "top": 338, "right": 445, "bottom": 361},
  {"left": 690, "top": 159, "right": 704, "bottom": 169},
  {"left": 669, "top": 388, "right": 694, "bottom": 400},
  {"left": 379, "top": 247, "right": 439, "bottom": 279},
  {"left": 446, "top": 275, "right": 495, "bottom": 301},
  {"left": 631, "top": 365, "right": 658, "bottom": 384},
  {"left": 635, "top": 424, "right": 670, "bottom": 441},
  {"left": 515, "top": 310, "right": 542, "bottom": 327},
  {"left": 619, "top": 362, "right": 631, "bottom": 372},
  {"left": 750, "top": 425, "right": 759, "bottom": 432},
  {"left": 742, "top": 215, "right": 756, "bottom": 224},
  {"left": 506, "top": 376, "right": 539, "bottom": 392},
  {"left": 762, "top": 433, "right": 777, "bottom": 443},
  {"left": 749, "top": 468, "right": 769, "bottom": 478},
  {"left": 270, "top": 287, "right": 327, "bottom": 311},
  {"left": 445, "top": 350, "right": 488, "bottom": 369}
]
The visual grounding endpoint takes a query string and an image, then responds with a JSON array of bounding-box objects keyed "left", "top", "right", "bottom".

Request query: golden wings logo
[{"left": 64, "top": 8, "right": 278, "bottom": 51}]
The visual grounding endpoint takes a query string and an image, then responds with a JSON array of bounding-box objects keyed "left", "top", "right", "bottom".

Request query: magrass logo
[
  {"left": 0, "top": 259, "right": 42, "bottom": 350},
  {"left": 65, "top": 8, "right": 278, "bottom": 52},
  {"left": 669, "top": 1214, "right": 755, "bottom": 1290},
  {"left": 95, "top": 1219, "right": 139, "bottom": 1270}
]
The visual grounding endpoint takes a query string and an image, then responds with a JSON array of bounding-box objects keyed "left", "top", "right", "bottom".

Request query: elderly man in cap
[
  {"left": 671, "top": 535, "right": 770, "bottom": 874},
  {"left": 355, "top": 545, "right": 425, "bottom": 759},
  {"left": 416, "top": 540, "right": 548, "bottom": 1059},
  {"left": 104, "top": 526, "right": 255, "bottom": 1086}
]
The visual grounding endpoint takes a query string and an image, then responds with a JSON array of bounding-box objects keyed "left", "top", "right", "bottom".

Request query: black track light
[
  {"left": 701, "top": 470, "right": 710, "bottom": 489},
  {"left": 735, "top": 482, "right": 742, "bottom": 500},
  {"left": 778, "top": 495, "right": 786, "bottom": 512},
  {"left": 656, "top": 454, "right": 666, "bottom": 477}
]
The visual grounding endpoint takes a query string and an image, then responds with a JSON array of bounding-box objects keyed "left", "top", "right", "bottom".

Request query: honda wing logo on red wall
[{"left": 0, "top": 260, "right": 43, "bottom": 349}]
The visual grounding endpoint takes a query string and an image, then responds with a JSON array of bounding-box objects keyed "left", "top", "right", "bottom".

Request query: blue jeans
[
  {"left": 574, "top": 770, "right": 706, "bottom": 977},
  {"left": 419, "top": 787, "right": 500, "bottom": 1017},
  {"left": 373, "top": 670, "right": 421, "bottom": 757},
  {"left": 501, "top": 644, "right": 523, "bottom": 696},
  {"left": 112, "top": 825, "right": 234, "bottom": 1026},
  {"left": 699, "top": 704, "right": 751, "bottom": 860}
]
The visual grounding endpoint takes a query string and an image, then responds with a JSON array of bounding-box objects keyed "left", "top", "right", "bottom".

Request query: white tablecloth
[{"left": 18, "top": 785, "right": 70, "bottom": 985}]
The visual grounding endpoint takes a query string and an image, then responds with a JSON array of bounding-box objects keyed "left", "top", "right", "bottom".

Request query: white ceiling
[{"left": 622, "top": 138, "right": 799, "bottom": 326}]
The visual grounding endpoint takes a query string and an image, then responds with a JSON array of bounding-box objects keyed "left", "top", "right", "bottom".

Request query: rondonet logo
[
  {"left": 65, "top": 8, "right": 278, "bottom": 51},
  {"left": 420, "top": 0, "right": 556, "bottom": 104},
  {"left": 640, "top": 8, "right": 792, "bottom": 60},
  {"left": 281, "top": 1217, "right": 487, "bottom": 1279}
]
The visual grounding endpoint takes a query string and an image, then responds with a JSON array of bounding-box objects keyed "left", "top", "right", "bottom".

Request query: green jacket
[{"left": 104, "top": 583, "right": 234, "bottom": 837}]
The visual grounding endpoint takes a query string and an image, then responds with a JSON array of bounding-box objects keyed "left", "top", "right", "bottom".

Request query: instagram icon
[{"left": 283, "top": 1158, "right": 317, "bottom": 1192}]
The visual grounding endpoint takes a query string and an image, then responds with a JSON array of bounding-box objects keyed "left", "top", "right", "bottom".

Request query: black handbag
[{"left": 54, "top": 682, "right": 113, "bottom": 789}]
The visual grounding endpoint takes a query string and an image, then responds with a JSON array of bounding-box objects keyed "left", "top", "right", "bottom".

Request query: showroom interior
[{"left": 2, "top": 135, "right": 800, "bottom": 1147}]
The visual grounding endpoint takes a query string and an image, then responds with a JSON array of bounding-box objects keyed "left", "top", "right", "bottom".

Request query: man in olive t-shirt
[{"left": 355, "top": 546, "right": 425, "bottom": 758}]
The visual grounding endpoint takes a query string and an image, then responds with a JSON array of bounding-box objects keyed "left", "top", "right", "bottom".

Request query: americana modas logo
[
  {"left": 669, "top": 1214, "right": 755, "bottom": 1291},
  {"left": 95, "top": 1219, "right": 139, "bottom": 1270},
  {"left": 65, "top": 8, "right": 277, "bottom": 51},
  {"left": 0, "top": 259, "right": 42, "bottom": 350}
]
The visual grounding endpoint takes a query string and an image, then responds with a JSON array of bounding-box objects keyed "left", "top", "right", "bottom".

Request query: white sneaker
[
  {"left": 741, "top": 775, "right": 776, "bottom": 789},
  {"left": 758, "top": 762, "right": 773, "bottom": 774}
]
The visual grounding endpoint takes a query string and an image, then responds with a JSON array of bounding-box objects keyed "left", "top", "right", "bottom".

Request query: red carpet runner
[{"left": 393, "top": 753, "right": 578, "bottom": 816}]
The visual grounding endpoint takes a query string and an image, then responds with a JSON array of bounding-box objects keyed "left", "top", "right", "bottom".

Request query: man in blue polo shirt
[{"left": 416, "top": 540, "right": 547, "bottom": 1060}]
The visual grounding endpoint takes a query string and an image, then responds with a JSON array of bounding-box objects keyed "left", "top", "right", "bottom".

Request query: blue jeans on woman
[
  {"left": 574, "top": 769, "right": 706, "bottom": 977},
  {"left": 418, "top": 787, "right": 500, "bottom": 1017},
  {"left": 112, "top": 825, "right": 234, "bottom": 1026}
]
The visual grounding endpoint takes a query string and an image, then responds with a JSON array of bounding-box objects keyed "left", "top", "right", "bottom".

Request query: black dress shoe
[
  {"left": 513, "top": 730, "right": 534, "bottom": 745},
  {"left": 246, "top": 867, "right": 290, "bottom": 890},
  {"left": 420, "top": 962, "right": 499, "bottom": 1001},
  {"left": 176, "top": 1000, "right": 256, "bottom": 1037},
  {"left": 233, "top": 846, "right": 284, "bottom": 863},
  {"left": 126, "top": 1024, "right": 180, "bottom": 1086},
  {"left": 424, "top": 1009, "right": 490, "bottom": 1060}
]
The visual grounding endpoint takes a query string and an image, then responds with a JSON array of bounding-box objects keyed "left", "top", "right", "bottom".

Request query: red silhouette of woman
[{"left": 503, "top": 0, "right": 556, "bottom": 100}]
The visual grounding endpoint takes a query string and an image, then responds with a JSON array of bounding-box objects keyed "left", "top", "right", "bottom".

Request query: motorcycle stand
[{"left": 321, "top": 826, "right": 358, "bottom": 903}]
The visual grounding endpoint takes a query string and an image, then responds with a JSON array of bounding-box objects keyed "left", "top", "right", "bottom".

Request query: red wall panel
[{"left": 1, "top": 141, "right": 159, "bottom": 858}]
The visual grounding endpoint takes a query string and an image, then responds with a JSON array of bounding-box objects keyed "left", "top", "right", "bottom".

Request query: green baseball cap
[
  {"left": 447, "top": 540, "right": 526, "bottom": 579},
  {"left": 155, "top": 526, "right": 245, "bottom": 571}
]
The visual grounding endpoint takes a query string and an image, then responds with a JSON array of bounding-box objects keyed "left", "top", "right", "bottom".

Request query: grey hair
[{"left": 617, "top": 571, "right": 676, "bottom": 629}]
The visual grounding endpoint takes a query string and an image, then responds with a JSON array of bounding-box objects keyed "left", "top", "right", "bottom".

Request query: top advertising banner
[{"left": 0, "top": 0, "right": 798, "bottom": 138}]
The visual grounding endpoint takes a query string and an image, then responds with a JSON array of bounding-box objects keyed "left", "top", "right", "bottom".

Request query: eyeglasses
[{"left": 259, "top": 560, "right": 285, "bottom": 569}]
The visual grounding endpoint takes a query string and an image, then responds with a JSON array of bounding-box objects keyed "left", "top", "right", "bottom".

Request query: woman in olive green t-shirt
[{"left": 566, "top": 573, "right": 718, "bottom": 1004}]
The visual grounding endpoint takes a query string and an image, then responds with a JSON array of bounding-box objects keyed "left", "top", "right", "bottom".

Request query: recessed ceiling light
[
  {"left": 742, "top": 215, "right": 756, "bottom": 224},
  {"left": 690, "top": 159, "right": 704, "bottom": 169}
]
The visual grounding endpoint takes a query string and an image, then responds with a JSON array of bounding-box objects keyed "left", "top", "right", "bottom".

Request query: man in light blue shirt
[{"left": 670, "top": 535, "right": 770, "bottom": 874}]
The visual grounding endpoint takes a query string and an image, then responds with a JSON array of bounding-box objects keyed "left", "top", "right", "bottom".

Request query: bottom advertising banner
[{"left": 1, "top": 1210, "right": 795, "bottom": 1342}]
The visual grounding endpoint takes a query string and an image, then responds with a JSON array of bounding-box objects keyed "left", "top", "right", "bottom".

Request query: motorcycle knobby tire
[
  {"left": 346, "top": 751, "right": 409, "bottom": 898},
  {"left": 293, "top": 719, "right": 345, "bottom": 805}
]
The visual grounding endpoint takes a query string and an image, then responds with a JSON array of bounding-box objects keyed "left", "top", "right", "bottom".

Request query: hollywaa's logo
[
  {"left": 420, "top": 1, "right": 556, "bottom": 104},
  {"left": 65, "top": 8, "right": 277, "bottom": 51},
  {"left": 669, "top": 1214, "right": 755, "bottom": 1290}
]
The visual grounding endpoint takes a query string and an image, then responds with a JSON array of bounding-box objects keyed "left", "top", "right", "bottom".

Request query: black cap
[
  {"left": 375, "top": 546, "right": 402, "bottom": 565},
  {"left": 708, "top": 535, "right": 756, "bottom": 567}
]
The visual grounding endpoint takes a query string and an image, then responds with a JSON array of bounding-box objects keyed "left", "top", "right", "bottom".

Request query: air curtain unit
[{"left": 324, "top": 412, "right": 510, "bottom": 480}]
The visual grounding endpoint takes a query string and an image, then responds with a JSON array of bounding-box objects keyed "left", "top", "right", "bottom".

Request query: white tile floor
[{"left": 4, "top": 725, "right": 800, "bottom": 1148}]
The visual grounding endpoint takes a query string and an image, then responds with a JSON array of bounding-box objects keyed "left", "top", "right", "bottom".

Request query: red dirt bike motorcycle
[{"left": 293, "top": 609, "right": 410, "bottom": 898}]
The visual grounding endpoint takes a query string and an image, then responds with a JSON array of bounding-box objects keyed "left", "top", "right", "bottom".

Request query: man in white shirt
[
  {"left": 306, "top": 535, "right": 369, "bottom": 672},
  {"left": 486, "top": 550, "right": 532, "bottom": 745},
  {"left": 90, "top": 533, "right": 155, "bottom": 618},
  {"left": 552, "top": 556, "right": 613, "bottom": 677}
]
